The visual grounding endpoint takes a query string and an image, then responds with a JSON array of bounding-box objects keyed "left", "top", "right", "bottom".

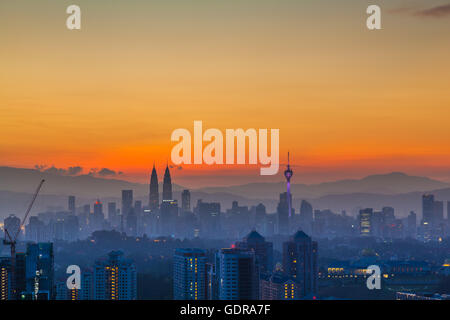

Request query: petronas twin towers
[{"left": 149, "top": 164, "right": 173, "bottom": 211}]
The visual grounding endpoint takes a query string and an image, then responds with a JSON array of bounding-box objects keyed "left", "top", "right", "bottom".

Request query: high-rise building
[
  {"left": 359, "top": 208, "right": 373, "bottom": 236},
  {"left": 25, "top": 243, "right": 54, "bottom": 300},
  {"left": 163, "top": 165, "right": 173, "bottom": 201},
  {"left": 300, "top": 200, "right": 313, "bottom": 235},
  {"left": 91, "top": 200, "right": 104, "bottom": 231},
  {"left": 15, "top": 253, "right": 26, "bottom": 299},
  {"left": 0, "top": 257, "right": 12, "bottom": 300},
  {"left": 126, "top": 208, "right": 137, "bottom": 236},
  {"left": 277, "top": 192, "right": 290, "bottom": 235},
  {"left": 68, "top": 196, "right": 76, "bottom": 214},
  {"left": 93, "top": 251, "right": 137, "bottom": 300},
  {"left": 80, "top": 269, "right": 93, "bottom": 300},
  {"left": 283, "top": 230, "right": 318, "bottom": 298},
  {"left": 64, "top": 215, "right": 79, "bottom": 241},
  {"left": 149, "top": 164, "right": 159, "bottom": 211},
  {"left": 173, "top": 248, "right": 207, "bottom": 300},
  {"left": 121, "top": 190, "right": 133, "bottom": 221},
  {"left": 181, "top": 190, "right": 191, "bottom": 213},
  {"left": 434, "top": 201, "right": 444, "bottom": 223},
  {"left": 134, "top": 200, "right": 142, "bottom": 216},
  {"left": 196, "top": 200, "right": 221, "bottom": 238},
  {"left": 407, "top": 211, "right": 417, "bottom": 238},
  {"left": 283, "top": 152, "right": 293, "bottom": 219},
  {"left": 422, "top": 194, "right": 435, "bottom": 225},
  {"left": 160, "top": 199, "right": 178, "bottom": 236},
  {"left": 260, "top": 272, "right": 301, "bottom": 300},
  {"left": 235, "top": 230, "right": 273, "bottom": 274},
  {"left": 0, "top": 253, "right": 26, "bottom": 300},
  {"left": 26, "top": 216, "right": 45, "bottom": 242},
  {"left": 4, "top": 214, "right": 21, "bottom": 240},
  {"left": 107, "top": 202, "right": 117, "bottom": 227},
  {"left": 206, "top": 262, "right": 218, "bottom": 300},
  {"left": 255, "top": 203, "right": 266, "bottom": 221},
  {"left": 55, "top": 281, "right": 77, "bottom": 300},
  {"left": 216, "top": 248, "right": 258, "bottom": 300}
]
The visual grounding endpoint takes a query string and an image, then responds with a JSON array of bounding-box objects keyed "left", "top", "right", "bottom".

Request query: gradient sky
[{"left": 1, "top": 0, "right": 450, "bottom": 187}]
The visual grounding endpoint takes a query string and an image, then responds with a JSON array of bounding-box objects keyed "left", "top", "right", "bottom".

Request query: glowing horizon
[{"left": 1, "top": 1, "right": 450, "bottom": 187}]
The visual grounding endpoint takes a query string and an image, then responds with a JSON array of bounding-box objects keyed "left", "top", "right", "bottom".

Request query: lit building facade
[
  {"left": 93, "top": 251, "right": 137, "bottom": 300},
  {"left": 283, "top": 231, "right": 318, "bottom": 298},
  {"left": 173, "top": 248, "right": 207, "bottom": 300},
  {"left": 25, "top": 243, "right": 54, "bottom": 300}
]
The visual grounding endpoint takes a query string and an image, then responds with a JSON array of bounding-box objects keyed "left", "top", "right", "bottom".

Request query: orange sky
[{"left": 1, "top": 1, "right": 450, "bottom": 187}]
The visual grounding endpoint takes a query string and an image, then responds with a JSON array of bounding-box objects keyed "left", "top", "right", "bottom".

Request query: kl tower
[{"left": 284, "top": 152, "right": 293, "bottom": 218}]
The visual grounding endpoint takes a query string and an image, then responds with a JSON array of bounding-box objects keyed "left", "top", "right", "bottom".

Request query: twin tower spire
[{"left": 149, "top": 163, "right": 172, "bottom": 210}]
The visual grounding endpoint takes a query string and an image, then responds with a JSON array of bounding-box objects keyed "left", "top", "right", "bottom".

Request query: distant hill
[
  {"left": 194, "top": 172, "right": 450, "bottom": 200},
  {"left": 0, "top": 166, "right": 184, "bottom": 198},
  {"left": 1, "top": 167, "right": 449, "bottom": 219}
]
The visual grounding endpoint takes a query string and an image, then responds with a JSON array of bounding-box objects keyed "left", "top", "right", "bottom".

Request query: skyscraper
[
  {"left": 181, "top": 189, "right": 191, "bottom": 213},
  {"left": 277, "top": 192, "right": 290, "bottom": 235},
  {"left": 25, "top": 243, "right": 54, "bottom": 300},
  {"left": 235, "top": 230, "right": 273, "bottom": 274},
  {"left": 93, "top": 251, "right": 137, "bottom": 300},
  {"left": 80, "top": 269, "right": 93, "bottom": 300},
  {"left": 149, "top": 164, "right": 159, "bottom": 211},
  {"left": 121, "top": 190, "right": 133, "bottom": 220},
  {"left": 407, "top": 211, "right": 417, "bottom": 238},
  {"left": 0, "top": 257, "right": 12, "bottom": 300},
  {"left": 300, "top": 200, "right": 313, "bottom": 235},
  {"left": 107, "top": 202, "right": 117, "bottom": 227},
  {"left": 359, "top": 208, "right": 373, "bottom": 236},
  {"left": 282, "top": 231, "right": 318, "bottom": 298},
  {"left": 422, "top": 194, "right": 435, "bottom": 225},
  {"left": 26, "top": 216, "right": 45, "bottom": 243},
  {"left": 91, "top": 199, "right": 104, "bottom": 231},
  {"left": 163, "top": 165, "right": 173, "bottom": 201},
  {"left": 160, "top": 199, "right": 178, "bottom": 236},
  {"left": 434, "top": 200, "right": 444, "bottom": 223},
  {"left": 173, "top": 248, "right": 207, "bottom": 300},
  {"left": 126, "top": 208, "right": 137, "bottom": 236},
  {"left": 283, "top": 152, "right": 293, "bottom": 218},
  {"left": 68, "top": 195, "right": 76, "bottom": 214},
  {"left": 216, "top": 248, "right": 258, "bottom": 300}
]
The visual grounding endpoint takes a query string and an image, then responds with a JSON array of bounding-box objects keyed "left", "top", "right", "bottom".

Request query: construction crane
[{"left": 3, "top": 179, "right": 45, "bottom": 298}]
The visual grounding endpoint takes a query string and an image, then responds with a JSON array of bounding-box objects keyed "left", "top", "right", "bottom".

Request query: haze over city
[{"left": 1, "top": 0, "right": 450, "bottom": 306}]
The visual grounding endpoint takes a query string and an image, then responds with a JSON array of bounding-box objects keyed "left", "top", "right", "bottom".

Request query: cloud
[
  {"left": 389, "top": 4, "right": 450, "bottom": 18},
  {"left": 67, "top": 166, "right": 83, "bottom": 175},
  {"left": 43, "top": 166, "right": 68, "bottom": 175},
  {"left": 35, "top": 165, "right": 83, "bottom": 176},
  {"left": 34, "top": 164, "right": 47, "bottom": 171},
  {"left": 97, "top": 168, "right": 117, "bottom": 176},
  {"left": 415, "top": 4, "right": 450, "bottom": 18},
  {"left": 34, "top": 165, "right": 120, "bottom": 177}
]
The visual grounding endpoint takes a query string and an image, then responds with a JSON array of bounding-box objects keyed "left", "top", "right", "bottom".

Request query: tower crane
[{"left": 3, "top": 179, "right": 45, "bottom": 298}]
